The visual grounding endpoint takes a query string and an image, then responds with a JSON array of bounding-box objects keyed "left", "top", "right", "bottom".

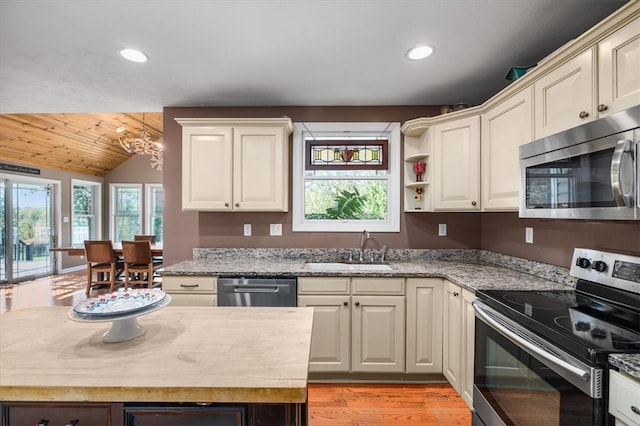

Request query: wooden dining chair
[
  {"left": 121, "top": 240, "right": 160, "bottom": 289},
  {"left": 84, "top": 240, "right": 123, "bottom": 295},
  {"left": 134, "top": 235, "right": 156, "bottom": 243}
]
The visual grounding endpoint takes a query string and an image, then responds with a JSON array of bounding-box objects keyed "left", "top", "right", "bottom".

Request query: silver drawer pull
[
  {"left": 631, "top": 406, "right": 640, "bottom": 415},
  {"left": 180, "top": 283, "right": 200, "bottom": 288}
]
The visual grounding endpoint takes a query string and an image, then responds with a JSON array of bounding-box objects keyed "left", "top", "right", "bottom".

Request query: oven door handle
[
  {"left": 611, "top": 138, "right": 633, "bottom": 207},
  {"left": 474, "top": 301, "right": 590, "bottom": 382}
]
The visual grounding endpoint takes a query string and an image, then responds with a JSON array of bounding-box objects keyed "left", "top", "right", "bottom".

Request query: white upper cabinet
[
  {"left": 177, "top": 118, "right": 292, "bottom": 212},
  {"left": 534, "top": 11, "right": 640, "bottom": 138},
  {"left": 534, "top": 48, "right": 596, "bottom": 139},
  {"left": 482, "top": 87, "right": 533, "bottom": 210},
  {"left": 598, "top": 16, "right": 640, "bottom": 116},
  {"left": 432, "top": 115, "right": 481, "bottom": 211}
]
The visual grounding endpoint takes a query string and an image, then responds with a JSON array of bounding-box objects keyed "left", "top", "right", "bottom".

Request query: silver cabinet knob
[
  {"left": 579, "top": 111, "right": 589, "bottom": 119},
  {"left": 343, "top": 301, "right": 349, "bottom": 307},
  {"left": 224, "top": 202, "right": 229, "bottom": 207},
  {"left": 471, "top": 201, "right": 477, "bottom": 206},
  {"left": 597, "top": 104, "right": 608, "bottom": 112},
  {"left": 453, "top": 292, "right": 459, "bottom": 297},
  {"left": 354, "top": 301, "right": 360, "bottom": 307},
  {"left": 631, "top": 405, "right": 640, "bottom": 415},
  {"left": 235, "top": 202, "right": 240, "bottom": 207}
]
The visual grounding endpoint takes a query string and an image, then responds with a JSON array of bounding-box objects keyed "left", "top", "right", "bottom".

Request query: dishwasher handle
[{"left": 233, "top": 286, "right": 280, "bottom": 293}]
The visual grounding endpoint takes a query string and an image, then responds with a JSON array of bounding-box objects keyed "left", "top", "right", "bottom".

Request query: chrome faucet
[
  {"left": 379, "top": 244, "right": 388, "bottom": 262},
  {"left": 359, "top": 229, "right": 371, "bottom": 262}
]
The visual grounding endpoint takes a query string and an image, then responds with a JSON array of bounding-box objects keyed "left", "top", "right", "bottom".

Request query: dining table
[{"left": 50, "top": 242, "right": 163, "bottom": 258}]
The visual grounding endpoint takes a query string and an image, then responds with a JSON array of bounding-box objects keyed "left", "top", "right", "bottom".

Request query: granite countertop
[
  {"left": 609, "top": 354, "right": 640, "bottom": 379},
  {"left": 0, "top": 306, "right": 313, "bottom": 403},
  {"left": 162, "top": 249, "right": 574, "bottom": 293}
]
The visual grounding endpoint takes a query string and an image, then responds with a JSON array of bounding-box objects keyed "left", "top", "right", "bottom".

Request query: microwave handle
[{"left": 611, "top": 139, "right": 633, "bottom": 207}]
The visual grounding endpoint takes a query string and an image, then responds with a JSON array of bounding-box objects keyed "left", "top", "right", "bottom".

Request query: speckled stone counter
[
  {"left": 161, "top": 248, "right": 575, "bottom": 292},
  {"left": 0, "top": 306, "right": 313, "bottom": 403},
  {"left": 610, "top": 354, "right": 640, "bottom": 379}
]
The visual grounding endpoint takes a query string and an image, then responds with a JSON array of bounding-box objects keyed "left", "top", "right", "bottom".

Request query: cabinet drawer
[
  {"left": 352, "top": 278, "right": 404, "bottom": 295},
  {"left": 609, "top": 370, "right": 640, "bottom": 426},
  {"left": 2, "top": 402, "right": 116, "bottom": 425},
  {"left": 298, "top": 277, "right": 350, "bottom": 294},
  {"left": 169, "top": 293, "right": 217, "bottom": 306},
  {"left": 163, "top": 276, "right": 217, "bottom": 292}
]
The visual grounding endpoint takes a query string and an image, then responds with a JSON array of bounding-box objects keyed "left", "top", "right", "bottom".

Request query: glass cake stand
[{"left": 68, "top": 291, "right": 172, "bottom": 343}]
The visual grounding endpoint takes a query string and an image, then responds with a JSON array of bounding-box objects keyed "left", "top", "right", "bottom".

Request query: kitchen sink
[{"left": 303, "top": 262, "right": 392, "bottom": 271}]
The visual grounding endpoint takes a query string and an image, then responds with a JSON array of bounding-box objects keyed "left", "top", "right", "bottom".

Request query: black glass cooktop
[{"left": 477, "top": 282, "right": 640, "bottom": 365}]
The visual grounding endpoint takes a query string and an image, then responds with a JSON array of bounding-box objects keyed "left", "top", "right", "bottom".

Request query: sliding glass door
[{"left": 0, "top": 177, "right": 54, "bottom": 283}]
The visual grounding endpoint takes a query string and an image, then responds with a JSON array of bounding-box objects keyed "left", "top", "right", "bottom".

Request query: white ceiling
[{"left": 0, "top": 0, "right": 629, "bottom": 114}]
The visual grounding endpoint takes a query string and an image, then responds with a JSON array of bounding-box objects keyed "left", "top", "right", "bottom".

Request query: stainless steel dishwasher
[{"left": 217, "top": 276, "right": 297, "bottom": 307}]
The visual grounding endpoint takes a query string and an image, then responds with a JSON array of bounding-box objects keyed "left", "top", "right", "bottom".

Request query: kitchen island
[{"left": 0, "top": 306, "right": 313, "bottom": 425}]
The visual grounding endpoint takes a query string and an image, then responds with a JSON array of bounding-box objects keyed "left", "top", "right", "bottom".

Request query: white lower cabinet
[
  {"left": 609, "top": 369, "right": 640, "bottom": 426},
  {"left": 405, "top": 278, "right": 443, "bottom": 373},
  {"left": 443, "top": 280, "right": 476, "bottom": 409},
  {"left": 298, "top": 277, "right": 405, "bottom": 374},
  {"left": 163, "top": 276, "right": 217, "bottom": 306}
]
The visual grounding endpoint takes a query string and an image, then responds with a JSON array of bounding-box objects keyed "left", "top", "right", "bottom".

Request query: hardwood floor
[{"left": 1, "top": 273, "right": 473, "bottom": 425}]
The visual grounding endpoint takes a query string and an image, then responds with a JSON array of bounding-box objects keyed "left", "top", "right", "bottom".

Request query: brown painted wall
[
  {"left": 163, "top": 106, "right": 640, "bottom": 269},
  {"left": 481, "top": 212, "right": 640, "bottom": 267}
]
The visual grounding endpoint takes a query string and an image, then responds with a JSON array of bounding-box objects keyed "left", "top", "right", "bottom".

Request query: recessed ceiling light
[
  {"left": 119, "top": 48, "right": 148, "bottom": 63},
  {"left": 406, "top": 45, "right": 434, "bottom": 61},
  {"left": 116, "top": 126, "right": 126, "bottom": 133}
]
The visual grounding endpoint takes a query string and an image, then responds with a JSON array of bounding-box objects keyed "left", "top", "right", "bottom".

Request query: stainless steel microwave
[{"left": 519, "top": 105, "right": 639, "bottom": 221}]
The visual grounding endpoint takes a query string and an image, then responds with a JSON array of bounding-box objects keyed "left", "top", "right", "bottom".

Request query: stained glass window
[{"left": 307, "top": 140, "right": 388, "bottom": 170}]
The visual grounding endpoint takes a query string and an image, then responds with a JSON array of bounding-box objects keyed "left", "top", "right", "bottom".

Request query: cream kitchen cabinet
[
  {"left": 432, "top": 115, "right": 481, "bottom": 211},
  {"left": 405, "top": 278, "right": 443, "bottom": 374},
  {"left": 534, "top": 13, "right": 640, "bottom": 138},
  {"left": 598, "top": 16, "right": 640, "bottom": 117},
  {"left": 298, "top": 277, "right": 405, "bottom": 374},
  {"left": 609, "top": 369, "right": 640, "bottom": 426},
  {"left": 163, "top": 276, "right": 217, "bottom": 306},
  {"left": 443, "top": 280, "right": 476, "bottom": 409},
  {"left": 481, "top": 86, "right": 533, "bottom": 210},
  {"left": 177, "top": 118, "right": 293, "bottom": 212}
]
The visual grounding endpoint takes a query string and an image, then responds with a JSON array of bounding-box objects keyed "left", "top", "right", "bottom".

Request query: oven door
[
  {"left": 473, "top": 300, "right": 605, "bottom": 426},
  {"left": 519, "top": 129, "right": 638, "bottom": 220}
]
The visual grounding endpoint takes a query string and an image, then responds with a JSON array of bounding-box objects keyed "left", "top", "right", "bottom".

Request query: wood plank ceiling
[{"left": 0, "top": 112, "right": 163, "bottom": 177}]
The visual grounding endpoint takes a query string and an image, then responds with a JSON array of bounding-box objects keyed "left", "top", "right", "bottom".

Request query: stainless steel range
[{"left": 472, "top": 248, "right": 640, "bottom": 426}]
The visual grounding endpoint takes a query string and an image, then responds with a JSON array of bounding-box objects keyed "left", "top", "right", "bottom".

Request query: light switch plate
[
  {"left": 270, "top": 224, "right": 282, "bottom": 236},
  {"left": 438, "top": 224, "right": 447, "bottom": 236},
  {"left": 243, "top": 224, "right": 252, "bottom": 237},
  {"left": 525, "top": 227, "right": 533, "bottom": 244}
]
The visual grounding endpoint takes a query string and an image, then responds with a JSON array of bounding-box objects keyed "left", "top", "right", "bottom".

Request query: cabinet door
[
  {"left": 182, "top": 127, "right": 233, "bottom": 210},
  {"left": 432, "top": 116, "right": 481, "bottom": 210},
  {"left": 461, "top": 289, "right": 476, "bottom": 409},
  {"left": 3, "top": 402, "right": 116, "bottom": 426},
  {"left": 598, "top": 16, "right": 640, "bottom": 116},
  {"left": 482, "top": 87, "right": 533, "bottom": 210},
  {"left": 352, "top": 295, "right": 405, "bottom": 373},
  {"left": 534, "top": 48, "right": 595, "bottom": 138},
  {"left": 443, "top": 280, "right": 462, "bottom": 393},
  {"left": 298, "top": 295, "right": 350, "bottom": 372},
  {"left": 233, "top": 126, "right": 288, "bottom": 212},
  {"left": 406, "top": 278, "right": 443, "bottom": 374}
]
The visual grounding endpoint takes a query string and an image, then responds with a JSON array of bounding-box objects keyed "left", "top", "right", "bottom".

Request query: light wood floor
[{"left": 1, "top": 273, "right": 473, "bottom": 425}]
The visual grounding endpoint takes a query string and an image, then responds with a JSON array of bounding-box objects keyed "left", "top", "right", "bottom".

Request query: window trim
[
  {"left": 109, "top": 183, "right": 142, "bottom": 242},
  {"left": 70, "top": 179, "right": 101, "bottom": 246},
  {"left": 145, "top": 183, "right": 163, "bottom": 241},
  {"left": 292, "top": 122, "right": 400, "bottom": 233}
]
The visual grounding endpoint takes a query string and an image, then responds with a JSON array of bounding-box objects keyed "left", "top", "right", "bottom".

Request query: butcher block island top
[{"left": 0, "top": 306, "right": 314, "bottom": 404}]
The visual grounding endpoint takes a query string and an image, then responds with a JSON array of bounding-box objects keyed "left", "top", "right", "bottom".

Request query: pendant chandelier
[{"left": 118, "top": 113, "right": 163, "bottom": 171}]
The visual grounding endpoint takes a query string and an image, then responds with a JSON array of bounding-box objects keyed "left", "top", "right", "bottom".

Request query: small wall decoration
[{"left": 413, "top": 162, "right": 426, "bottom": 182}]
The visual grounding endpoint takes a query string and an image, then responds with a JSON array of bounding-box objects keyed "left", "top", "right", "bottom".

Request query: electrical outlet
[
  {"left": 270, "top": 223, "right": 282, "bottom": 236},
  {"left": 243, "top": 224, "right": 252, "bottom": 237},
  {"left": 438, "top": 224, "right": 447, "bottom": 236},
  {"left": 525, "top": 227, "right": 533, "bottom": 244}
]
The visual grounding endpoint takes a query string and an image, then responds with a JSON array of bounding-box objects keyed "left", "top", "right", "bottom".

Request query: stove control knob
[
  {"left": 592, "top": 260, "right": 608, "bottom": 272},
  {"left": 574, "top": 321, "right": 591, "bottom": 332},
  {"left": 575, "top": 257, "right": 591, "bottom": 269},
  {"left": 591, "top": 328, "right": 607, "bottom": 340}
]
